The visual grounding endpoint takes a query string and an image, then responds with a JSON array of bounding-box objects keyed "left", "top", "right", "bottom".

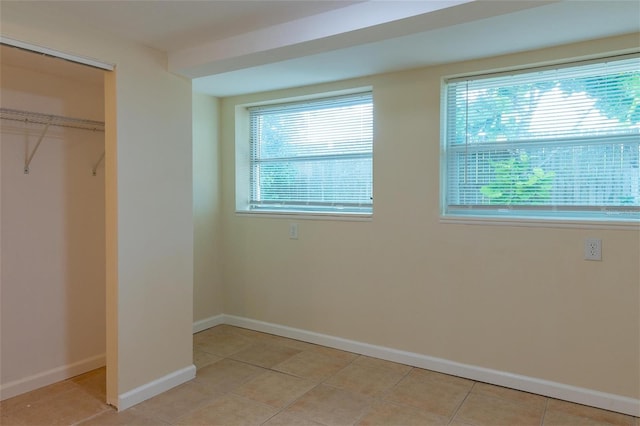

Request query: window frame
[
  {"left": 235, "top": 88, "right": 374, "bottom": 219},
  {"left": 439, "top": 54, "right": 640, "bottom": 229}
]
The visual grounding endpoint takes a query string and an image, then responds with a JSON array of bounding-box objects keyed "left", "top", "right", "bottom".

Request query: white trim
[
  {"left": 0, "top": 36, "right": 115, "bottom": 71},
  {"left": 222, "top": 315, "right": 640, "bottom": 417},
  {"left": 440, "top": 216, "right": 639, "bottom": 231},
  {"left": 242, "top": 86, "right": 374, "bottom": 109},
  {"left": 445, "top": 51, "right": 640, "bottom": 84},
  {"left": 117, "top": 365, "right": 195, "bottom": 411},
  {"left": 0, "top": 354, "right": 105, "bottom": 401},
  {"left": 235, "top": 211, "right": 373, "bottom": 222},
  {"left": 193, "top": 314, "right": 226, "bottom": 333}
]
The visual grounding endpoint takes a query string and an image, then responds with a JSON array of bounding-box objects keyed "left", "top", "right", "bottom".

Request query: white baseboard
[
  {"left": 0, "top": 354, "right": 106, "bottom": 401},
  {"left": 117, "top": 364, "right": 196, "bottom": 411},
  {"left": 192, "top": 314, "right": 225, "bottom": 334},
  {"left": 219, "top": 315, "right": 639, "bottom": 417}
]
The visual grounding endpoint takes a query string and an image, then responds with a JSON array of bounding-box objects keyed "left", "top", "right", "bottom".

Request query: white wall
[
  {"left": 1, "top": 3, "right": 194, "bottom": 408},
  {"left": 193, "top": 93, "right": 224, "bottom": 322},
  {"left": 220, "top": 33, "right": 639, "bottom": 402},
  {"left": 0, "top": 60, "right": 105, "bottom": 398}
]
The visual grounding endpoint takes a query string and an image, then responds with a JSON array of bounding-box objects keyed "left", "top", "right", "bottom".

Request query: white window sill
[
  {"left": 235, "top": 211, "right": 372, "bottom": 222},
  {"left": 440, "top": 215, "right": 639, "bottom": 230}
]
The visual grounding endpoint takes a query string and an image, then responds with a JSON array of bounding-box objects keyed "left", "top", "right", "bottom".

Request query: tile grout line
[
  {"left": 540, "top": 397, "right": 550, "bottom": 426},
  {"left": 165, "top": 390, "right": 228, "bottom": 425},
  {"left": 205, "top": 336, "right": 333, "bottom": 426},
  {"left": 317, "top": 355, "right": 416, "bottom": 426},
  {"left": 179, "top": 344, "right": 275, "bottom": 425},
  {"left": 264, "top": 351, "right": 362, "bottom": 426},
  {"left": 259, "top": 382, "right": 327, "bottom": 426},
  {"left": 4, "top": 380, "right": 110, "bottom": 426},
  {"left": 447, "top": 380, "right": 477, "bottom": 425},
  {"left": 262, "top": 351, "right": 403, "bottom": 425},
  {"left": 69, "top": 405, "right": 113, "bottom": 426},
  {"left": 347, "top": 358, "right": 423, "bottom": 425},
  {"left": 351, "top": 363, "right": 450, "bottom": 425},
  {"left": 373, "top": 364, "right": 415, "bottom": 404}
]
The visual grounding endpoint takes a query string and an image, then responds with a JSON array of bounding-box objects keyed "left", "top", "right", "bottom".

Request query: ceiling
[{"left": 1, "top": 1, "right": 638, "bottom": 97}]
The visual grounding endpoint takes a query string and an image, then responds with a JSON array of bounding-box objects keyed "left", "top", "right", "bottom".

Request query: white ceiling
[
  {"left": 18, "top": 1, "right": 364, "bottom": 53},
  {"left": 1, "top": 1, "right": 638, "bottom": 97}
]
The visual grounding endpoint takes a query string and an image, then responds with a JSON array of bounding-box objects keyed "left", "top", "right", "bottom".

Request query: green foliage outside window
[{"left": 480, "top": 153, "right": 556, "bottom": 205}]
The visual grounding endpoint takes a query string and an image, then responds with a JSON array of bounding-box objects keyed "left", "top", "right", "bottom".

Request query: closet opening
[{"left": 0, "top": 43, "right": 109, "bottom": 403}]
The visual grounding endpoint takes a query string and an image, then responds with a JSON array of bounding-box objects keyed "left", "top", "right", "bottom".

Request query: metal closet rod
[
  {"left": 0, "top": 107, "right": 105, "bottom": 131},
  {"left": 0, "top": 107, "right": 105, "bottom": 175}
]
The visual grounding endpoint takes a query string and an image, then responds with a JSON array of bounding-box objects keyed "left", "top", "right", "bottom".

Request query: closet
[{"left": 0, "top": 44, "right": 106, "bottom": 400}]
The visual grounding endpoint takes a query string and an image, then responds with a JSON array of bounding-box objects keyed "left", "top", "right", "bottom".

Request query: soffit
[{"left": 1, "top": 1, "right": 638, "bottom": 97}]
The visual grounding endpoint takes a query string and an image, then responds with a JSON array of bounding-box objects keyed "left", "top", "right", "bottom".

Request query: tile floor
[{"left": 1, "top": 325, "right": 637, "bottom": 426}]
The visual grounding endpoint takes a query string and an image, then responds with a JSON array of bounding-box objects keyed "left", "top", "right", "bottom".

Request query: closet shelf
[
  {"left": 0, "top": 108, "right": 105, "bottom": 175},
  {"left": 0, "top": 107, "right": 105, "bottom": 131}
]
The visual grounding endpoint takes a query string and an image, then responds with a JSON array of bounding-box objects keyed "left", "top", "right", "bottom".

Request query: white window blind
[
  {"left": 249, "top": 92, "right": 373, "bottom": 214},
  {"left": 443, "top": 55, "right": 640, "bottom": 221}
]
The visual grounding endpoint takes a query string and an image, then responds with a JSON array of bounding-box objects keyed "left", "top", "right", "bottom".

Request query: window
[
  {"left": 246, "top": 92, "right": 373, "bottom": 215},
  {"left": 442, "top": 55, "right": 640, "bottom": 222}
]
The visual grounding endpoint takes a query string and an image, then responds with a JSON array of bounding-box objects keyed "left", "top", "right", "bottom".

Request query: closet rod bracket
[
  {"left": 24, "top": 122, "right": 51, "bottom": 174},
  {"left": 92, "top": 152, "right": 105, "bottom": 176}
]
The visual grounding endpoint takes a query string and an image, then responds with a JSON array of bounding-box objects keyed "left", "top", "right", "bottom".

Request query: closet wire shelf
[
  {"left": 0, "top": 107, "right": 105, "bottom": 131},
  {"left": 0, "top": 107, "right": 106, "bottom": 175}
]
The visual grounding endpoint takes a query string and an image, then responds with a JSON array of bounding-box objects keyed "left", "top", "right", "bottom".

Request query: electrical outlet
[
  {"left": 289, "top": 223, "right": 298, "bottom": 240},
  {"left": 584, "top": 238, "right": 602, "bottom": 261}
]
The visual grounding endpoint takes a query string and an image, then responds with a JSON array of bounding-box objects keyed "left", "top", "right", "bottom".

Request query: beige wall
[
  {"left": 0, "top": 61, "right": 105, "bottom": 391},
  {"left": 1, "top": 1, "right": 636, "bottom": 408},
  {"left": 0, "top": 4, "right": 194, "bottom": 406},
  {"left": 193, "top": 93, "right": 224, "bottom": 321},
  {"left": 220, "top": 34, "right": 640, "bottom": 399}
]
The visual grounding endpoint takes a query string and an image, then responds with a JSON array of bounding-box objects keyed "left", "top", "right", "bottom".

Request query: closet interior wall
[{"left": 0, "top": 45, "right": 106, "bottom": 400}]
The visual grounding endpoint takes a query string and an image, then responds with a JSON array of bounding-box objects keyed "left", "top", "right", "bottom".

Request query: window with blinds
[
  {"left": 248, "top": 92, "right": 373, "bottom": 214},
  {"left": 442, "top": 55, "right": 640, "bottom": 221}
]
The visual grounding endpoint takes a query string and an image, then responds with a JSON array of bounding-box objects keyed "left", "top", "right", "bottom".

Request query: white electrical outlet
[
  {"left": 289, "top": 223, "right": 298, "bottom": 240},
  {"left": 584, "top": 238, "right": 602, "bottom": 261}
]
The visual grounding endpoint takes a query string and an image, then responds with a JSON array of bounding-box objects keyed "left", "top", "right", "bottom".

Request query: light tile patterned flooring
[{"left": 1, "top": 325, "right": 638, "bottom": 425}]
